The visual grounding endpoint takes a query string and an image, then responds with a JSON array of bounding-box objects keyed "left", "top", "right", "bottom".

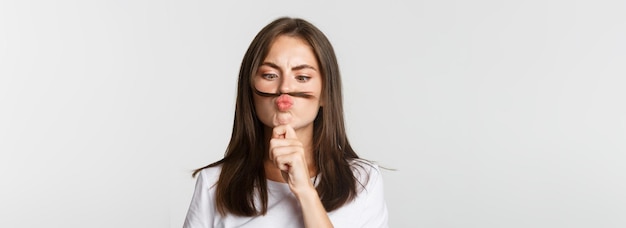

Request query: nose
[{"left": 278, "top": 76, "right": 294, "bottom": 94}]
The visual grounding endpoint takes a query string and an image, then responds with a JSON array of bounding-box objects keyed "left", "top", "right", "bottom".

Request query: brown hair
[{"left": 193, "top": 16, "right": 362, "bottom": 216}]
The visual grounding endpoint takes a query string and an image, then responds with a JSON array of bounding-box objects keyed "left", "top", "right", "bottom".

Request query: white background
[{"left": 1, "top": 0, "right": 625, "bottom": 227}]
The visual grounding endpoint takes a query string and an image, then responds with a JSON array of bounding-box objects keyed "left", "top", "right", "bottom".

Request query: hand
[
  {"left": 269, "top": 125, "right": 315, "bottom": 196},
  {"left": 269, "top": 125, "right": 334, "bottom": 227}
]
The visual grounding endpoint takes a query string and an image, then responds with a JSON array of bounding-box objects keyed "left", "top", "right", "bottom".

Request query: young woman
[{"left": 183, "top": 17, "right": 388, "bottom": 228}]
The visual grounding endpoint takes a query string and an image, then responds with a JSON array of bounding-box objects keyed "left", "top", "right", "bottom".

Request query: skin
[{"left": 252, "top": 35, "right": 333, "bottom": 228}]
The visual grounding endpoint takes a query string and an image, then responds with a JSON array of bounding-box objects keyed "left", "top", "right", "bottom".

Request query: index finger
[
  {"left": 283, "top": 124, "right": 297, "bottom": 140},
  {"left": 272, "top": 125, "right": 298, "bottom": 140}
]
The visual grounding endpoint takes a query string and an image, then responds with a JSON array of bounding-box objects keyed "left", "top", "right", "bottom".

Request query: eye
[
  {"left": 296, "top": 75, "right": 311, "bottom": 82},
  {"left": 261, "top": 73, "right": 278, "bottom": 80}
]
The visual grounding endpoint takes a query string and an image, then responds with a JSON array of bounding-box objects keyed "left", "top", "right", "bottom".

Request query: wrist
[{"left": 293, "top": 184, "right": 318, "bottom": 201}]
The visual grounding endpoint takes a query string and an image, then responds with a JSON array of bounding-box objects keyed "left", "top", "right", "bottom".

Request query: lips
[{"left": 276, "top": 94, "right": 293, "bottom": 111}]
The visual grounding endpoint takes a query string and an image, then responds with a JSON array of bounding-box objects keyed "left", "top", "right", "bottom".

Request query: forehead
[{"left": 262, "top": 35, "right": 319, "bottom": 68}]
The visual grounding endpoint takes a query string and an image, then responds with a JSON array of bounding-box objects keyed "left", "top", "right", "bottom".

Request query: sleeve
[
  {"left": 357, "top": 164, "right": 389, "bottom": 228},
  {"left": 183, "top": 170, "right": 214, "bottom": 228},
  {"left": 329, "top": 162, "right": 389, "bottom": 228}
]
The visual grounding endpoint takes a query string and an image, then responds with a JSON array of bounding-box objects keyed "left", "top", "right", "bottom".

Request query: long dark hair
[{"left": 193, "top": 17, "right": 361, "bottom": 216}]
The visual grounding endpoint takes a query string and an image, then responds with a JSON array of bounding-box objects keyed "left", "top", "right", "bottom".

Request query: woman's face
[{"left": 252, "top": 35, "right": 323, "bottom": 131}]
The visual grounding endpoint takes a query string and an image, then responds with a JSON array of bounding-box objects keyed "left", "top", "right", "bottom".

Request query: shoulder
[
  {"left": 195, "top": 165, "right": 222, "bottom": 188},
  {"left": 348, "top": 159, "right": 384, "bottom": 191},
  {"left": 328, "top": 159, "right": 389, "bottom": 227},
  {"left": 197, "top": 165, "right": 222, "bottom": 178},
  {"left": 184, "top": 165, "right": 223, "bottom": 228},
  {"left": 349, "top": 159, "right": 382, "bottom": 178}
]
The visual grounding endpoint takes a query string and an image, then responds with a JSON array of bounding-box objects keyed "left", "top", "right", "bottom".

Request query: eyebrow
[{"left": 260, "top": 62, "right": 318, "bottom": 72}]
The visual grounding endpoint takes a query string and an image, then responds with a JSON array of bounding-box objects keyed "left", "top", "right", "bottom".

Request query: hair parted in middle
[{"left": 194, "top": 16, "right": 363, "bottom": 216}]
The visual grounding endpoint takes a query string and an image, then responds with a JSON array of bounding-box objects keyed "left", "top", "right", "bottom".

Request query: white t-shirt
[{"left": 183, "top": 159, "right": 389, "bottom": 228}]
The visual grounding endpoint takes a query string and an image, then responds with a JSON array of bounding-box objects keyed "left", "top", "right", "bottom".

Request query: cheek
[
  {"left": 253, "top": 97, "right": 280, "bottom": 125},
  {"left": 317, "top": 93, "right": 324, "bottom": 107},
  {"left": 252, "top": 96, "right": 264, "bottom": 115},
  {"left": 315, "top": 89, "right": 324, "bottom": 107},
  {"left": 300, "top": 99, "right": 322, "bottom": 114},
  {"left": 253, "top": 79, "right": 276, "bottom": 93},
  {"left": 252, "top": 96, "right": 265, "bottom": 110}
]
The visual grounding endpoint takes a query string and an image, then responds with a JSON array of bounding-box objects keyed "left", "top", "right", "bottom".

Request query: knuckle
[{"left": 269, "top": 138, "right": 279, "bottom": 146}]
